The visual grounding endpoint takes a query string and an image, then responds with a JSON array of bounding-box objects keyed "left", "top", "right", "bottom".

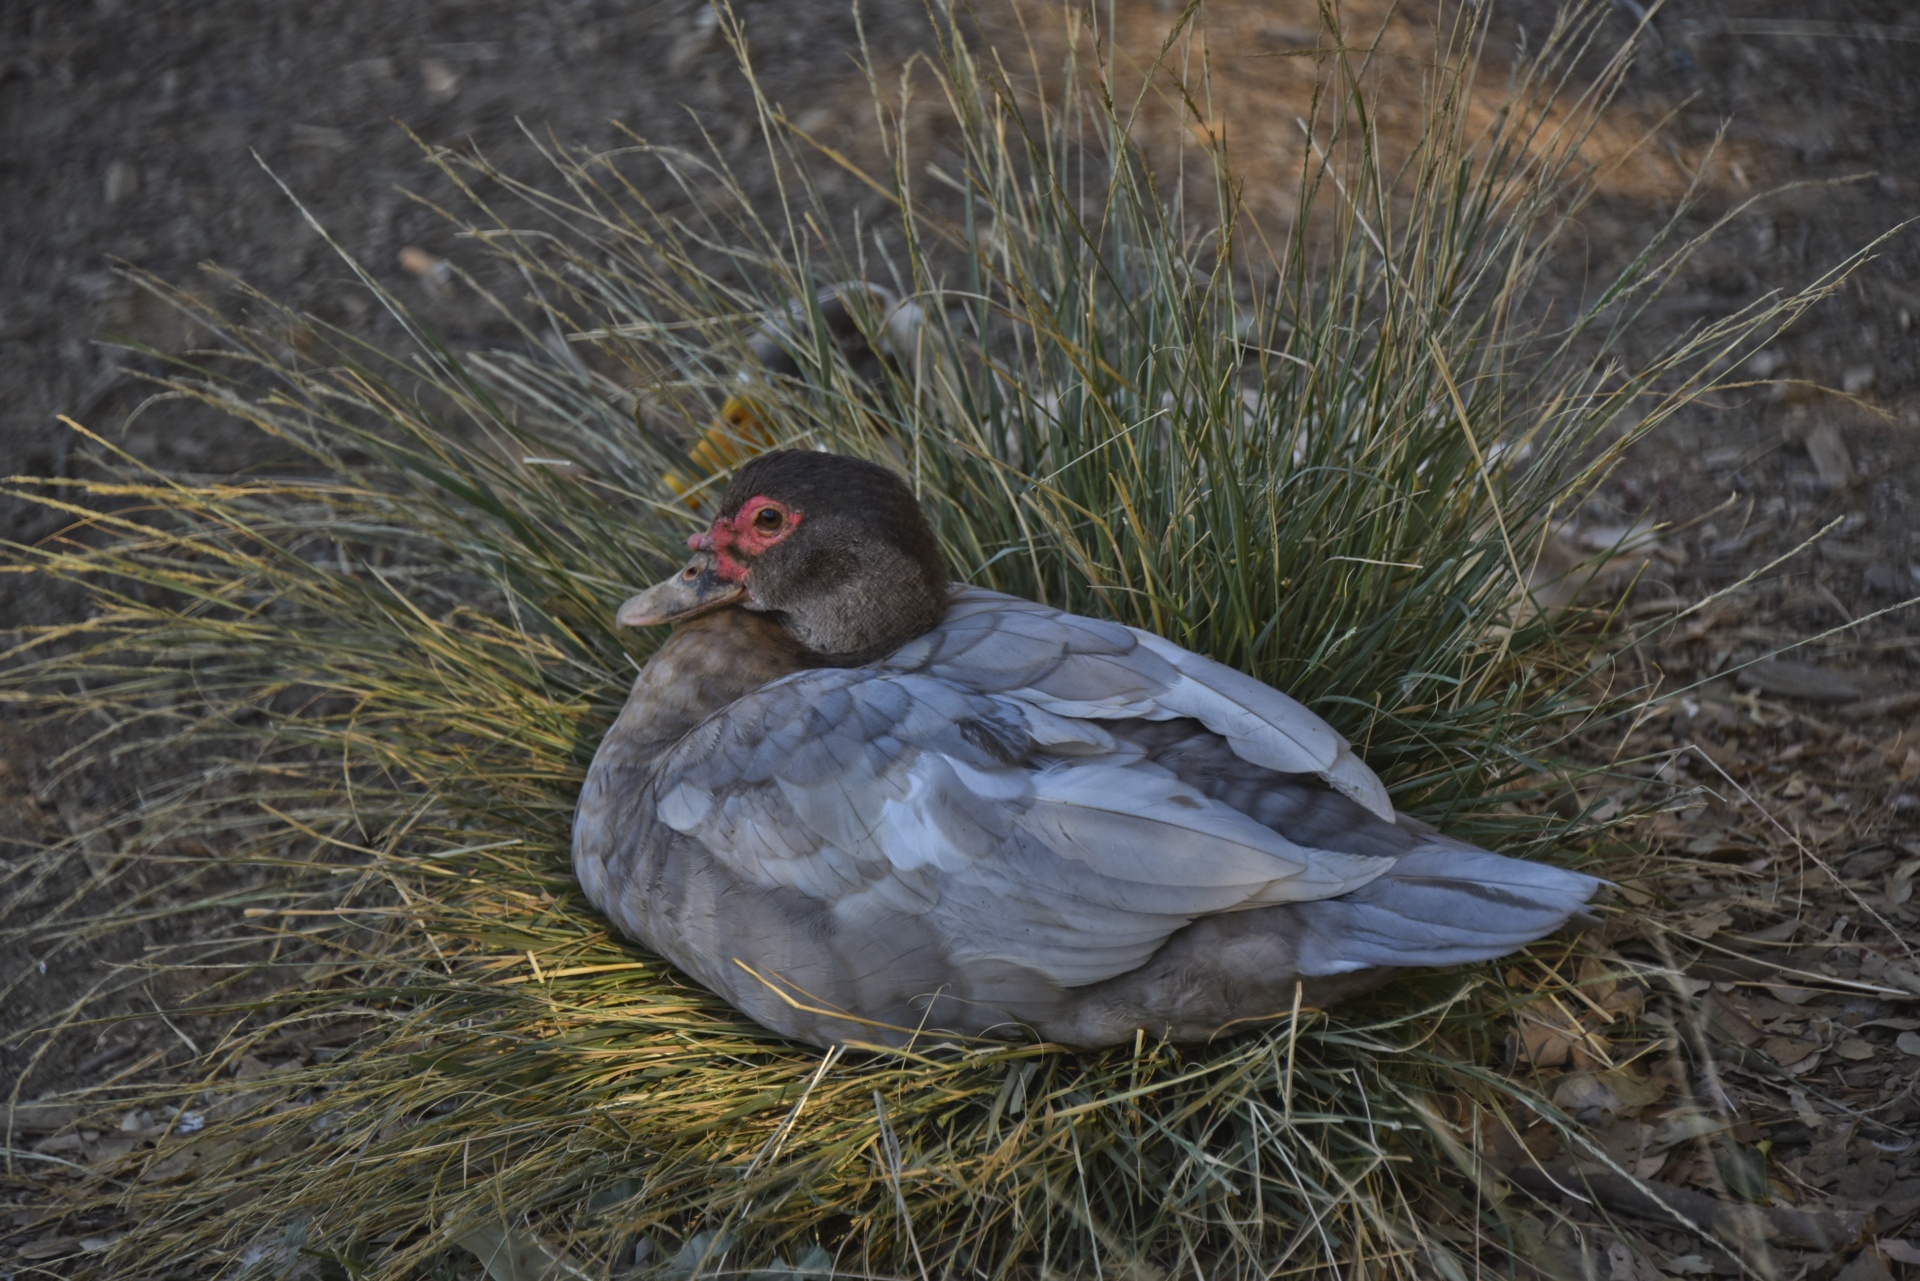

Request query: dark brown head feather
[{"left": 717, "top": 451, "right": 950, "bottom": 663}]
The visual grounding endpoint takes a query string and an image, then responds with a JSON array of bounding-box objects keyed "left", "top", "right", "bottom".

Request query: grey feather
[{"left": 885, "top": 589, "right": 1393, "bottom": 818}]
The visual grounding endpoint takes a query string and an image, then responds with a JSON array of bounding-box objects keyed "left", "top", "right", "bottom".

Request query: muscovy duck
[{"left": 574, "top": 450, "right": 1600, "bottom": 1048}]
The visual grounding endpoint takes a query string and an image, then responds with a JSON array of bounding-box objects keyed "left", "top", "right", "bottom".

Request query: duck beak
[
  {"left": 616, "top": 555, "right": 747, "bottom": 627},
  {"left": 660, "top": 395, "right": 777, "bottom": 508}
]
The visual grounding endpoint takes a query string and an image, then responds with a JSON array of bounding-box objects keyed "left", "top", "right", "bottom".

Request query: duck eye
[{"left": 753, "top": 507, "right": 783, "bottom": 533}]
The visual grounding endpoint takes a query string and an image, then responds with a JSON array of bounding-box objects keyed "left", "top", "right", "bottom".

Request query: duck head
[{"left": 620, "top": 450, "right": 950, "bottom": 664}]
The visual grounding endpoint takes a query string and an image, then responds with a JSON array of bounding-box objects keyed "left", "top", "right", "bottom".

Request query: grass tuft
[{"left": 1, "top": 3, "right": 1871, "bottom": 1276}]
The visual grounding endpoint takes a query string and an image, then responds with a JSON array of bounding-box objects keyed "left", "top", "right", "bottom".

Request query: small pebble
[
  {"left": 104, "top": 160, "right": 139, "bottom": 205},
  {"left": 421, "top": 58, "right": 459, "bottom": 102}
]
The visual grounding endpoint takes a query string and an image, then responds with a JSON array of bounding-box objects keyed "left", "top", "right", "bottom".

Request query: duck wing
[
  {"left": 879, "top": 588, "right": 1395, "bottom": 820},
  {"left": 647, "top": 666, "right": 1393, "bottom": 998}
]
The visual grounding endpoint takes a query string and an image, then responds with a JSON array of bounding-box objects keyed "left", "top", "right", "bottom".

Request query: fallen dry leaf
[
  {"left": 1677, "top": 904, "right": 1734, "bottom": 939},
  {"left": 1834, "top": 1037, "right": 1877, "bottom": 1062},
  {"left": 1607, "top": 1238, "right": 1659, "bottom": 1281},
  {"left": 1737, "top": 658, "right": 1864, "bottom": 704},
  {"left": 1835, "top": 1244, "right": 1894, "bottom": 1281},
  {"left": 1862, "top": 952, "right": 1920, "bottom": 997},
  {"left": 1858, "top": 1017, "right": 1920, "bottom": 1032},
  {"left": 1523, "top": 514, "right": 1665, "bottom": 620},
  {"left": 1761, "top": 1034, "right": 1821, "bottom": 1067},
  {"left": 1553, "top": 1071, "right": 1652, "bottom": 1122},
  {"left": 1887, "top": 859, "right": 1918, "bottom": 907},
  {"left": 6, "top": 1101, "right": 85, "bottom": 1134},
  {"left": 1804, "top": 421, "right": 1855, "bottom": 487},
  {"left": 1511, "top": 1000, "right": 1611, "bottom": 1070}
]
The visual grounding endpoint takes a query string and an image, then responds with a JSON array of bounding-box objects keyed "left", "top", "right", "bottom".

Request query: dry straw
[{"left": 1, "top": 1, "right": 1873, "bottom": 1276}]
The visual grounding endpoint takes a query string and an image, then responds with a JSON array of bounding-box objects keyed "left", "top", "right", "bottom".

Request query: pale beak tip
[{"left": 615, "top": 595, "right": 663, "bottom": 628}]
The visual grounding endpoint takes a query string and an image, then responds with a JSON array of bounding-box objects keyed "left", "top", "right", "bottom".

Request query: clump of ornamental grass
[{"left": 0, "top": 2, "right": 1872, "bottom": 1277}]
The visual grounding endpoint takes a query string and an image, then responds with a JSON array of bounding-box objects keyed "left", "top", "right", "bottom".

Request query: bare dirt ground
[{"left": 3, "top": 0, "right": 1917, "bottom": 1276}]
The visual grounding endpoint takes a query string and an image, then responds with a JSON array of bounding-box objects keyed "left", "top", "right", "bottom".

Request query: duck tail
[{"left": 1290, "top": 847, "right": 1603, "bottom": 975}]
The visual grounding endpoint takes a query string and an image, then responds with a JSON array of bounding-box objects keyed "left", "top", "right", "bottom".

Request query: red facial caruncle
[{"left": 688, "top": 495, "right": 802, "bottom": 584}]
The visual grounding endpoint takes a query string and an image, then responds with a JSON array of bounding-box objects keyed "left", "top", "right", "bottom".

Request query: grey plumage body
[{"left": 574, "top": 585, "right": 1599, "bottom": 1048}]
